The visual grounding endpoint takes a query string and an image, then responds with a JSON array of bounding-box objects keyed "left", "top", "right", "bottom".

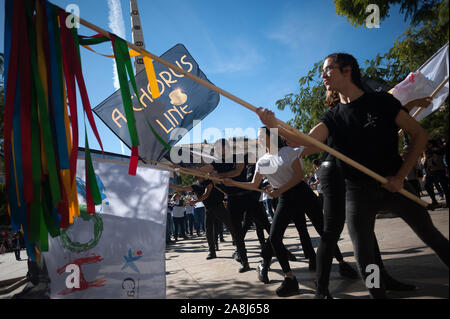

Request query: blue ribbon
[{"left": 46, "top": 1, "right": 69, "bottom": 169}]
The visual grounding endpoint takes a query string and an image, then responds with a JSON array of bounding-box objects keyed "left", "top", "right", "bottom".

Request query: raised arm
[
  {"left": 222, "top": 171, "right": 264, "bottom": 190},
  {"left": 212, "top": 163, "right": 245, "bottom": 178},
  {"left": 256, "top": 107, "right": 329, "bottom": 148},
  {"left": 169, "top": 183, "right": 193, "bottom": 192},
  {"left": 402, "top": 97, "right": 432, "bottom": 112}
]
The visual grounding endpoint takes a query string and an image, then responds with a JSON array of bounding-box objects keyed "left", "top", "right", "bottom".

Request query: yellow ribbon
[{"left": 81, "top": 45, "right": 160, "bottom": 99}]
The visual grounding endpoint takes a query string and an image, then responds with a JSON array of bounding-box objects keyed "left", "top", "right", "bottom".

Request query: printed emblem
[{"left": 363, "top": 113, "right": 378, "bottom": 128}]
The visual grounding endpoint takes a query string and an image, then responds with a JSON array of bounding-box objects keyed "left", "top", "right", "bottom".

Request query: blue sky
[{"left": 0, "top": 0, "right": 411, "bottom": 155}]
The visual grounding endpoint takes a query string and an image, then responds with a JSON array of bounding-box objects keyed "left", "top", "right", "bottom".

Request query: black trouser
[
  {"left": 346, "top": 178, "right": 449, "bottom": 299},
  {"left": 242, "top": 202, "right": 270, "bottom": 247},
  {"left": 14, "top": 249, "right": 21, "bottom": 260},
  {"left": 430, "top": 170, "right": 449, "bottom": 206},
  {"left": 242, "top": 214, "right": 266, "bottom": 247},
  {"left": 227, "top": 192, "right": 267, "bottom": 265},
  {"left": 214, "top": 219, "right": 224, "bottom": 241},
  {"left": 407, "top": 179, "right": 422, "bottom": 197},
  {"left": 316, "top": 162, "right": 348, "bottom": 292},
  {"left": 262, "top": 194, "right": 314, "bottom": 257},
  {"left": 316, "top": 162, "right": 408, "bottom": 294},
  {"left": 261, "top": 181, "right": 343, "bottom": 273},
  {"left": 240, "top": 200, "right": 296, "bottom": 257},
  {"left": 292, "top": 212, "right": 315, "bottom": 260},
  {"left": 205, "top": 202, "right": 235, "bottom": 253},
  {"left": 186, "top": 214, "right": 195, "bottom": 235},
  {"left": 173, "top": 217, "right": 185, "bottom": 238}
]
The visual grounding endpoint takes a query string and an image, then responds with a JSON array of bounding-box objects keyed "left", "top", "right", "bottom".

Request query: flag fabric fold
[{"left": 390, "top": 43, "right": 449, "bottom": 121}]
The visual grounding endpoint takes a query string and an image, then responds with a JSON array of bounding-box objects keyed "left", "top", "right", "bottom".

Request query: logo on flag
[
  {"left": 122, "top": 249, "right": 144, "bottom": 273},
  {"left": 94, "top": 44, "right": 220, "bottom": 162}
]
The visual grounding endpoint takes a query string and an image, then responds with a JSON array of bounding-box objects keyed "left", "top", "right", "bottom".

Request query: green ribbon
[
  {"left": 39, "top": 205, "right": 49, "bottom": 252},
  {"left": 85, "top": 125, "right": 102, "bottom": 205},
  {"left": 146, "top": 118, "right": 172, "bottom": 151},
  {"left": 29, "top": 88, "right": 42, "bottom": 243},
  {"left": 78, "top": 34, "right": 110, "bottom": 45},
  {"left": 42, "top": 179, "right": 61, "bottom": 238},
  {"left": 25, "top": 0, "right": 61, "bottom": 205},
  {"left": 112, "top": 36, "right": 140, "bottom": 148}
]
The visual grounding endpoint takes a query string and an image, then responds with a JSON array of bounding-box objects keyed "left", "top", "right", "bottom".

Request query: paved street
[
  {"left": 1, "top": 200, "right": 448, "bottom": 299},
  {"left": 164, "top": 204, "right": 449, "bottom": 299}
]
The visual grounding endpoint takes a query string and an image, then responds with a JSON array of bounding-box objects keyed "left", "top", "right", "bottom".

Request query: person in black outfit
[
  {"left": 12, "top": 232, "right": 21, "bottom": 261},
  {"left": 422, "top": 139, "right": 449, "bottom": 208},
  {"left": 292, "top": 89, "right": 418, "bottom": 298},
  {"left": 202, "top": 138, "right": 277, "bottom": 273},
  {"left": 257, "top": 53, "right": 449, "bottom": 299},
  {"left": 170, "top": 177, "right": 235, "bottom": 260},
  {"left": 241, "top": 210, "right": 267, "bottom": 248}
]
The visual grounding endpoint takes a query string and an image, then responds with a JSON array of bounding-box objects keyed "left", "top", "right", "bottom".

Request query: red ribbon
[
  {"left": 3, "top": 0, "right": 22, "bottom": 192},
  {"left": 128, "top": 146, "right": 139, "bottom": 176}
]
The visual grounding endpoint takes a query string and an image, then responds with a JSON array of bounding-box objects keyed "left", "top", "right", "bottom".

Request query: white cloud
[
  {"left": 266, "top": 3, "right": 343, "bottom": 57},
  {"left": 107, "top": 0, "right": 126, "bottom": 90},
  {"left": 206, "top": 38, "right": 265, "bottom": 74}
]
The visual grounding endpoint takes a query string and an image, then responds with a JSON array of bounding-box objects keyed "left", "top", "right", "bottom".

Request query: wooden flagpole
[
  {"left": 74, "top": 11, "right": 427, "bottom": 207},
  {"left": 147, "top": 160, "right": 265, "bottom": 193}
]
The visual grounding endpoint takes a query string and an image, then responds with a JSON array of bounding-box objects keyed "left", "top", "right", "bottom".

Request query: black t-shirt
[
  {"left": 212, "top": 154, "right": 251, "bottom": 195},
  {"left": 323, "top": 136, "right": 336, "bottom": 163},
  {"left": 320, "top": 92, "right": 403, "bottom": 180},
  {"left": 191, "top": 180, "right": 224, "bottom": 207}
]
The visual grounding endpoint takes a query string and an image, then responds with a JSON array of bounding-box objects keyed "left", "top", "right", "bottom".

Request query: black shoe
[
  {"left": 206, "top": 252, "right": 217, "bottom": 260},
  {"left": 220, "top": 237, "right": 225, "bottom": 242},
  {"left": 257, "top": 262, "right": 270, "bottom": 284},
  {"left": 239, "top": 263, "right": 250, "bottom": 273},
  {"left": 233, "top": 250, "right": 241, "bottom": 263},
  {"left": 314, "top": 289, "right": 333, "bottom": 299},
  {"left": 275, "top": 276, "right": 299, "bottom": 297},
  {"left": 288, "top": 251, "right": 297, "bottom": 262},
  {"left": 215, "top": 243, "right": 219, "bottom": 251},
  {"left": 382, "top": 271, "right": 416, "bottom": 291},
  {"left": 338, "top": 262, "right": 359, "bottom": 279},
  {"left": 309, "top": 258, "right": 316, "bottom": 271}
]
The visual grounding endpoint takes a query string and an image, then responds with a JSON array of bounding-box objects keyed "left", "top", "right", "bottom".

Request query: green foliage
[
  {"left": 420, "top": 104, "right": 449, "bottom": 139},
  {"left": 333, "top": 0, "right": 442, "bottom": 27},
  {"left": 276, "top": 61, "right": 327, "bottom": 134},
  {"left": 179, "top": 173, "right": 196, "bottom": 187}
]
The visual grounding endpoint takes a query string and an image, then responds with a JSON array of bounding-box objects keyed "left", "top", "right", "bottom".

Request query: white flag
[
  {"left": 390, "top": 43, "right": 449, "bottom": 121},
  {"left": 43, "top": 159, "right": 170, "bottom": 299}
]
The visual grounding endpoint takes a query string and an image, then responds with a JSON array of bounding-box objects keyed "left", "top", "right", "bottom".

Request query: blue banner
[{"left": 94, "top": 44, "right": 220, "bottom": 162}]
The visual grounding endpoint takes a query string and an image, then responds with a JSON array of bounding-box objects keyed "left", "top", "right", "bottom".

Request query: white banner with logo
[
  {"left": 43, "top": 158, "right": 170, "bottom": 299},
  {"left": 390, "top": 43, "right": 449, "bottom": 121}
]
